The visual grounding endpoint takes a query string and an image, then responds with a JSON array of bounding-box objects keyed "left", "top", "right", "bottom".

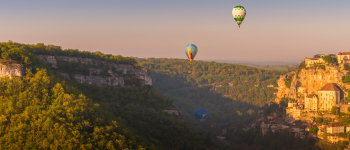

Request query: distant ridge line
[{"left": 203, "top": 59, "right": 299, "bottom": 66}]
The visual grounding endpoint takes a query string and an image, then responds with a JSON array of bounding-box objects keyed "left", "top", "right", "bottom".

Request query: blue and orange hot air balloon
[
  {"left": 195, "top": 109, "right": 209, "bottom": 126},
  {"left": 185, "top": 44, "right": 198, "bottom": 64}
]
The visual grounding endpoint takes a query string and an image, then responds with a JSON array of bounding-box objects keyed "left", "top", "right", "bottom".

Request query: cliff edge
[{"left": 35, "top": 55, "right": 152, "bottom": 87}]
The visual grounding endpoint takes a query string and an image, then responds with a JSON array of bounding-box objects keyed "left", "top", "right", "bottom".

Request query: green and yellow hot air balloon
[{"left": 232, "top": 5, "right": 246, "bottom": 28}]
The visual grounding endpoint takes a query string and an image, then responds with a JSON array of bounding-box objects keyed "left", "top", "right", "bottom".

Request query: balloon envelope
[
  {"left": 195, "top": 109, "right": 209, "bottom": 123},
  {"left": 185, "top": 44, "right": 198, "bottom": 63},
  {"left": 232, "top": 5, "right": 246, "bottom": 28}
]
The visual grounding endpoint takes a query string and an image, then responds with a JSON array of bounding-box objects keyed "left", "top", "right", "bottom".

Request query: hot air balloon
[
  {"left": 232, "top": 5, "right": 246, "bottom": 28},
  {"left": 195, "top": 109, "right": 209, "bottom": 126},
  {"left": 185, "top": 44, "right": 198, "bottom": 64}
]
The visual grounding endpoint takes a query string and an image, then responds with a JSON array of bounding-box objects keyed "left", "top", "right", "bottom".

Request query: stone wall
[{"left": 35, "top": 55, "right": 152, "bottom": 87}]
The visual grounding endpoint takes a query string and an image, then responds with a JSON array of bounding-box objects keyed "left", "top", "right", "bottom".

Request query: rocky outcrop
[
  {"left": 162, "top": 109, "right": 184, "bottom": 121},
  {"left": 0, "top": 62, "right": 25, "bottom": 79},
  {"left": 275, "top": 65, "right": 348, "bottom": 103},
  {"left": 35, "top": 55, "right": 152, "bottom": 87}
]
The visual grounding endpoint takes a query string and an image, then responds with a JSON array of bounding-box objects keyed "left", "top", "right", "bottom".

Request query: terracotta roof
[
  {"left": 307, "top": 94, "right": 317, "bottom": 98},
  {"left": 339, "top": 52, "right": 350, "bottom": 55},
  {"left": 316, "top": 123, "right": 323, "bottom": 126},
  {"left": 319, "top": 83, "right": 341, "bottom": 91},
  {"left": 329, "top": 122, "right": 343, "bottom": 127},
  {"left": 307, "top": 124, "right": 316, "bottom": 128}
]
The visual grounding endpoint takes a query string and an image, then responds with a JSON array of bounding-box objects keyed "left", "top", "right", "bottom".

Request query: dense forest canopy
[
  {"left": 137, "top": 58, "right": 279, "bottom": 106},
  {"left": 0, "top": 42, "right": 212, "bottom": 149}
]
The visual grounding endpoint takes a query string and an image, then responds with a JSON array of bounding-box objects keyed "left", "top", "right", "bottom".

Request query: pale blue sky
[{"left": 1, "top": 0, "right": 349, "bottom": 62}]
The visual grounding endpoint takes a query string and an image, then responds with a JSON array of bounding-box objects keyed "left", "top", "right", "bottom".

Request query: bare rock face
[
  {"left": 162, "top": 109, "right": 184, "bottom": 121},
  {"left": 35, "top": 55, "right": 152, "bottom": 87},
  {"left": 275, "top": 65, "right": 348, "bottom": 103},
  {"left": 35, "top": 55, "right": 57, "bottom": 68},
  {"left": 73, "top": 74, "right": 125, "bottom": 86},
  {"left": 0, "top": 63, "right": 25, "bottom": 78}
]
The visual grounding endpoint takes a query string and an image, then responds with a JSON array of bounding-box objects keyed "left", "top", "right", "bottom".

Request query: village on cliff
[{"left": 237, "top": 52, "right": 350, "bottom": 145}]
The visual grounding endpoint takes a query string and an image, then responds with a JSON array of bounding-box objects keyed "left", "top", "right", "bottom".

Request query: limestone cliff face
[
  {"left": 0, "top": 63, "right": 25, "bottom": 78},
  {"left": 275, "top": 65, "right": 348, "bottom": 103},
  {"left": 162, "top": 109, "right": 184, "bottom": 121},
  {"left": 35, "top": 55, "right": 152, "bottom": 87}
]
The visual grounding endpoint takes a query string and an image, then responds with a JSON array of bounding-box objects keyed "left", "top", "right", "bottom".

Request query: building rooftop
[
  {"left": 328, "top": 122, "right": 343, "bottom": 127},
  {"left": 306, "top": 58, "right": 321, "bottom": 60},
  {"left": 339, "top": 52, "right": 350, "bottom": 55},
  {"left": 307, "top": 94, "right": 317, "bottom": 98},
  {"left": 319, "top": 83, "right": 341, "bottom": 91}
]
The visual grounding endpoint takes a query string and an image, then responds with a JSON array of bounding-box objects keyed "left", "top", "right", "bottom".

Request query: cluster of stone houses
[
  {"left": 286, "top": 83, "right": 348, "bottom": 120},
  {"left": 242, "top": 115, "right": 265, "bottom": 131},
  {"left": 307, "top": 122, "right": 350, "bottom": 144},
  {"left": 260, "top": 113, "right": 310, "bottom": 138},
  {"left": 304, "top": 52, "right": 350, "bottom": 67},
  {"left": 260, "top": 109, "right": 350, "bottom": 144}
]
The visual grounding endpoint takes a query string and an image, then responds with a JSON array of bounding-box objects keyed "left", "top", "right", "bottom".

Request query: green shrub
[
  {"left": 322, "top": 55, "right": 338, "bottom": 66},
  {"left": 318, "top": 65, "right": 325, "bottom": 70},
  {"left": 342, "top": 76, "right": 350, "bottom": 83},
  {"left": 316, "top": 117, "right": 323, "bottom": 123},
  {"left": 280, "top": 97, "right": 289, "bottom": 106},
  {"left": 331, "top": 106, "right": 340, "bottom": 115},
  {"left": 285, "top": 81, "right": 291, "bottom": 88},
  {"left": 309, "top": 127, "right": 319, "bottom": 134},
  {"left": 298, "top": 61, "right": 306, "bottom": 69}
]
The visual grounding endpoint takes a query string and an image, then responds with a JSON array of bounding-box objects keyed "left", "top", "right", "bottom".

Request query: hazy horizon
[{"left": 1, "top": 0, "right": 349, "bottom": 62}]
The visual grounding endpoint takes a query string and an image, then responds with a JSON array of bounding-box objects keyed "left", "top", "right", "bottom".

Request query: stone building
[
  {"left": 346, "top": 125, "right": 350, "bottom": 133},
  {"left": 338, "top": 52, "right": 350, "bottom": 64},
  {"left": 305, "top": 57, "right": 325, "bottom": 67},
  {"left": 305, "top": 94, "right": 318, "bottom": 111},
  {"left": 326, "top": 122, "right": 345, "bottom": 134},
  {"left": 304, "top": 83, "right": 341, "bottom": 111},
  {"left": 327, "top": 134, "right": 347, "bottom": 144},
  {"left": 304, "top": 52, "right": 350, "bottom": 67},
  {"left": 318, "top": 83, "right": 341, "bottom": 111},
  {"left": 297, "top": 86, "right": 306, "bottom": 94}
]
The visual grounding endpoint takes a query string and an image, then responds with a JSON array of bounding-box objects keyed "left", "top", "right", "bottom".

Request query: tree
[
  {"left": 299, "top": 61, "right": 306, "bottom": 69},
  {"left": 205, "top": 132, "right": 214, "bottom": 148},
  {"left": 309, "top": 127, "right": 319, "bottom": 134},
  {"left": 316, "top": 117, "right": 323, "bottom": 123},
  {"left": 236, "top": 111, "right": 243, "bottom": 116},
  {"left": 1, "top": 52, "right": 10, "bottom": 61},
  {"left": 322, "top": 55, "right": 338, "bottom": 65},
  {"left": 280, "top": 97, "right": 289, "bottom": 107},
  {"left": 247, "top": 109, "right": 254, "bottom": 115},
  {"left": 331, "top": 106, "right": 340, "bottom": 115}
]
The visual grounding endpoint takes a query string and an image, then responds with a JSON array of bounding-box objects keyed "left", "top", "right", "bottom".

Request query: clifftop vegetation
[{"left": 0, "top": 41, "right": 137, "bottom": 67}]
